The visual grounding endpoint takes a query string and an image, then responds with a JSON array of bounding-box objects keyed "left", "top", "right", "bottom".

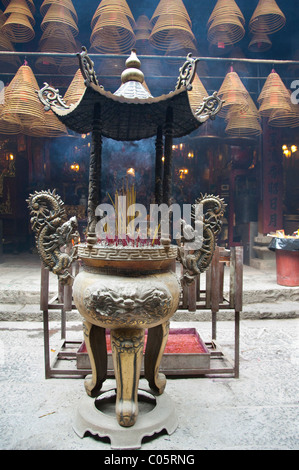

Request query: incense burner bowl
[{"left": 73, "top": 243, "right": 180, "bottom": 427}]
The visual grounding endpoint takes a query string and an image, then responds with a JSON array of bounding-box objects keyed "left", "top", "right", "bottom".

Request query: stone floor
[{"left": 0, "top": 252, "right": 298, "bottom": 451}]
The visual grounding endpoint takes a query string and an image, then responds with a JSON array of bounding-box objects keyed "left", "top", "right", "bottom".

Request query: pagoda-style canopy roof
[{"left": 38, "top": 47, "right": 223, "bottom": 142}]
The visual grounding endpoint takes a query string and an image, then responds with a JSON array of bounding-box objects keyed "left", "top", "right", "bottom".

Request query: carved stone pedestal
[{"left": 73, "top": 387, "right": 178, "bottom": 449}]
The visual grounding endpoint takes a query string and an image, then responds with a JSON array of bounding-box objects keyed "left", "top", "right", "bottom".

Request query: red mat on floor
[{"left": 80, "top": 328, "right": 207, "bottom": 354}]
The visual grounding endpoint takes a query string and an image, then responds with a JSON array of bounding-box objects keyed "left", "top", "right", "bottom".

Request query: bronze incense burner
[{"left": 28, "top": 48, "right": 224, "bottom": 447}]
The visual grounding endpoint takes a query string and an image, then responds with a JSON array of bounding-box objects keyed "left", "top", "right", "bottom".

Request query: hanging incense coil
[
  {"left": 90, "top": 12, "right": 135, "bottom": 53},
  {"left": 248, "top": 33, "right": 272, "bottom": 52},
  {"left": 0, "top": 31, "right": 21, "bottom": 69},
  {"left": 28, "top": 110, "right": 67, "bottom": 137},
  {"left": 227, "top": 93, "right": 261, "bottom": 121},
  {"left": 268, "top": 94, "right": 299, "bottom": 127},
  {"left": 3, "top": 0, "right": 35, "bottom": 23},
  {"left": 1, "top": 12, "right": 35, "bottom": 42},
  {"left": 258, "top": 70, "right": 290, "bottom": 116},
  {"left": 207, "top": 14, "right": 245, "bottom": 46},
  {"left": 217, "top": 69, "right": 249, "bottom": 117},
  {"left": 63, "top": 69, "right": 86, "bottom": 105},
  {"left": 258, "top": 69, "right": 289, "bottom": 101},
  {"left": 207, "top": 0, "right": 245, "bottom": 27},
  {"left": 134, "top": 15, "right": 152, "bottom": 41},
  {"left": 0, "top": 86, "right": 23, "bottom": 134},
  {"left": 149, "top": 14, "right": 195, "bottom": 51},
  {"left": 187, "top": 73, "right": 208, "bottom": 113},
  {"left": 40, "top": 0, "right": 78, "bottom": 22},
  {"left": 151, "top": 0, "right": 192, "bottom": 26},
  {"left": 91, "top": 0, "right": 135, "bottom": 29},
  {"left": 41, "top": 4, "right": 79, "bottom": 36},
  {"left": 39, "top": 23, "right": 77, "bottom": 46},
  {"left": 249, "top": 0, "right": 286, "bottom": 34},
  {"left": 2, "top": 0, "right": 35, "bottom": 14},
  {"left": 2, "top": 65, "right": 45, "bottom": 129},
  {"left": 225, "top": 107, "right": 262, "bottom": 137}
]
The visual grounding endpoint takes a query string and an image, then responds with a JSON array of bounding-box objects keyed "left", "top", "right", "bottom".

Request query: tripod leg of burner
[
  {"left": 110, "top": 328, "right": 145, "bottom": 427},
  {"left": 144, "top": 320, "right": 169, "bottom": 395},
  {"left": 83, "top": 320, "right": 107, "bottom": 398}
]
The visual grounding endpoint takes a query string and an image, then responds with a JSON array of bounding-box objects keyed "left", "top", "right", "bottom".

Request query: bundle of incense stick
[{"left": 114, "top": 178, "right": 136, "bottom": 238}]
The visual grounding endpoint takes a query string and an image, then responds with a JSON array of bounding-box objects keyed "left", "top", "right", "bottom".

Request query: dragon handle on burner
[
  {"left": 177, "top": 194, "right": 226, "bottom": 285},
  {"left": 27, "top": 190, "right": 79, "bottom": 285}
]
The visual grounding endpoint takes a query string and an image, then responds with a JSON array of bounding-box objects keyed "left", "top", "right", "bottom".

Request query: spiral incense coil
[
  {"left": 226, "top": 93, "right": 261, "bottom": 121},
  {"left": 2, "top": 13, "right": 35, "bottom": 42},
  {"left": 225, "top": 108, "right": 262, "bottom": 136},
  {"left": 249, "top": 0, "right": 286, "bottom": 34},
  {"left": 90, "top": 12, "right": 135, "bottom": 53},
  {"left": 63, "top": 69, "right": 86, "bottom": 105},
  {"left": 248, "top": 32, "right": 272, "bottom": 52},
  {"left": 91, "top": 0, "right": 135, "bottom": 29},
  {"left": 207, "top": 0, "right": 245, "bottom": 27},
  {"left": 35, "top": 55, "right": 58, "bottom": 73},
  {"left": 187, "top": 73, "right": 208, "bottom": 113},
  {"left": 258, "top": 70, "right": 289, "bottom": 101},
  {"left": 2, "top": 0, "right": 35, "bottom": 14},
  {"left": 151, "top": 0, "right": 192, "bottom": 26},
  {"left": 0, "top": 87, "right": 23, "bottom": 135},
  {"left": 134, "top": 15, "right": 152, "bottom": 41},
  {"left": 39, "top": 23, "right": 77, "bottom": 46},
  {"left": 3, "top": 0, "right": 35, "bottom": 24},
  {"left": 40, "top": 0, "right": 78, "bottom": 22},
  {"left": 269, "top": 96, "right": 299, "bottom": 128},
  {"left": 258, "top": 70, "right": 291, "bottom": 116},
  {"left": 149, "top": 14, "right": 195, "bottom": 51},
  {"left": 41, "top": 4, "right": 79, "bottom": 36},
  {"left": 0, "top": 33, "right": 21, "bottom": 68},
  {"left": 28, "top": 110, "right": 67, "bottom": 137},
  {"left": 207, "top": 15, "right": 245, "bottom": 46},
  {"left": 2, "top": 65, "right": 45, "bottom": 126},
  {"left": 217, "top": 69, "right": 249, "bottom": 117}
]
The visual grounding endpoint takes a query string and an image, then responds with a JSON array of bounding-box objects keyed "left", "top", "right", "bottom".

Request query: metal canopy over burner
[{"left": 38, "top": 48, "right": 223, "bottom": 141}]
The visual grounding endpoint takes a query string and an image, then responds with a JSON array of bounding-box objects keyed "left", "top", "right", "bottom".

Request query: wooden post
[
  {"left": 87, "top": 103, "right": 102, "bottom": 246},
  {"left": 155, "top": 126, "right": 163, "bottom": 205},
  {"left": 163, "top": 107, "right": 173, "bottom": 206}
]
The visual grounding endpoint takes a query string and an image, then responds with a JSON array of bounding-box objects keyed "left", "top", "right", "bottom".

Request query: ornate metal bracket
[
  {"left": 177, "top": 194, "right": 226, "bottom": 285},
  {"left": 194, "top": 91, "right": 224, "bottom": 123},
  {"left": 38, "top": 83, "right": 71, "bottom": 112},
  {"left": 176, "top": 53, "right": 199, "bottom": 91},
  {"left": 27, "top": 190, "right": 80, "bottom": 285},
  {"left": 77, "top": 46, "right": 100, "bottom": 87}
]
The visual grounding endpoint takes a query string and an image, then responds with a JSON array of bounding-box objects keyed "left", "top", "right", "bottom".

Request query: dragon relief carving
[
  {"left": 177, "top": 193, "right": 226, "bottom": 285},
  {"left": 84, "top": 284, "right": 173, "bottom": 326},
  {"left": 27, "top": 189, "right": 79, "bottom": 285}
]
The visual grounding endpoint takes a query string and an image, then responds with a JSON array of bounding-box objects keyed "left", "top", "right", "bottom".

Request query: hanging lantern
[{"left": 249, "top": 0, "right": 286, "bottom": 34}]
